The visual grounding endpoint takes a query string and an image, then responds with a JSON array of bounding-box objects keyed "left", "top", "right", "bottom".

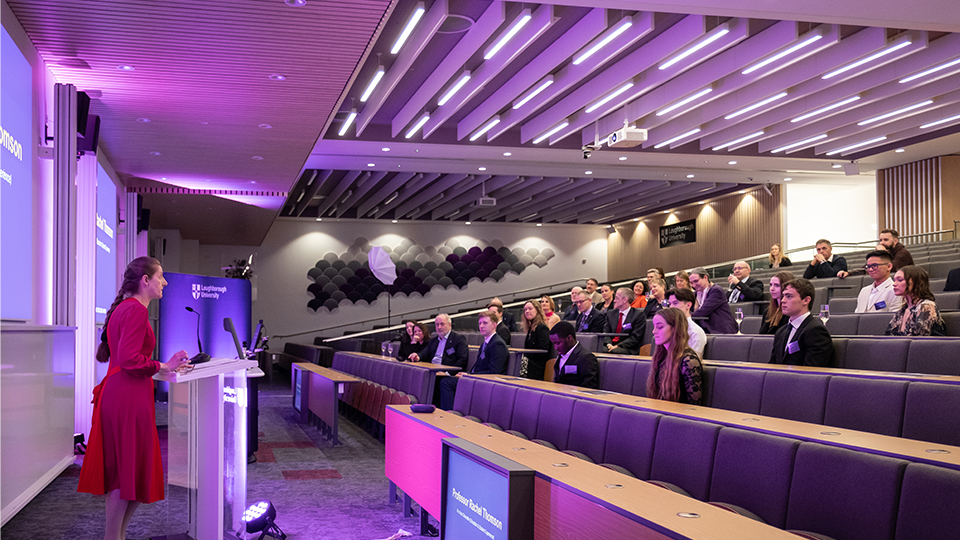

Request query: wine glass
[
  {"left": 387, "top": 343, "right": 395, "bottom": 357},
  {"left": 819, "top": 304, "right": 830, "bottom": 325},
  {"left": 735, "top": 308, "right": 744, "bottom": 335},
  {"left": 381, "top": 342, "right": 388, "bottom": 356}
]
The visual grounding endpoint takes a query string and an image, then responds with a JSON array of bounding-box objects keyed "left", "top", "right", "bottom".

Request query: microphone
[{"left": 184, "top": 306, "right": 211, "bottom": 364}]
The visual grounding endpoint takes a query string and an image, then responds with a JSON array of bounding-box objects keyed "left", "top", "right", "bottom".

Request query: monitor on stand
[
  {"left": 252, "top": 319, "right": 265, "bottom": 351},
  {"left": 223, "top": 317, "right": 248, "bottom": 359}
]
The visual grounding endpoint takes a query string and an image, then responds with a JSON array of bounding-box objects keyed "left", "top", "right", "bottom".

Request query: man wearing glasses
[{"left": 854, "top": 251, "right": 902, "bottom": 313}]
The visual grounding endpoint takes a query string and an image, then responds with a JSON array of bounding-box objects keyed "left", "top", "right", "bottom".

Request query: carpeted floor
[{"left": 2, "top": 376, "right": 431, "bottom": 540}]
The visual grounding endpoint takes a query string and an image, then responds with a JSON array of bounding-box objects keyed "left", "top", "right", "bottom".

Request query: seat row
[
  {"left": 450, "top": 377, "right": 960, "bottom": 540},
  {"left": 331, "top": 352, "right": 435, "bottom": 406},
  {"left": 597, "top": 355, "right": 960, "bottom": 447},
  {"left": 339, "top": 379, "right": 416, "bottom": 439}
]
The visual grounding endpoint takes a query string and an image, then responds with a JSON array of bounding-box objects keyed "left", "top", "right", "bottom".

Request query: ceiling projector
[
  {"left": 477, "top": 197, "right": 497, "bottom": 206},
  {"left": 608, "top": 126, "right": 648, "bottom": 148}
]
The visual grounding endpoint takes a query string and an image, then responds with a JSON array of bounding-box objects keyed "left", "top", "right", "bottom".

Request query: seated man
[
  {"left": 574, "top": 290, "right": 606, "bottom": 333},
  {"left": 408, "top": 313, "right": 468, "bottom": 370},
  {"left": 585, "top": 278, "right": 604, "bottom": 306},
  {"left": 549, "top": 321, "right": 599, "bottom": 389},
  {"left": 854, "top": 250, "right": 902, "bottom": 313},
  {"left": 602, "top": 287, "right": 646, "bottom": 354},
  {"left": 727, "top": 261, "right": 765, "bottom": 303},
  {"left": 802, "top": 238, "right": 848, "bottom": 279},
  {"left": 665, "top": 288, "right": 707, "bottom": 357},
  {"left": 689, "top": 268, "right": 738, "bottom": 334},
  {"left": 489, "top": 297, "right": 517, "bottom": 332},
  {"left": 838, "top": 229, "right": 915, "bottom": 278},
  {"left": 485, "top": 302, "right": 512, "bottom": 344},
  {"left": 439, "top": 310, "right": 508, "bottom": 410},
  {"left": 561, "top": 286, "right": 583, "bottom": 321},
  {"left": 770, "top": 278, "right": 833, "bottom": 367}
]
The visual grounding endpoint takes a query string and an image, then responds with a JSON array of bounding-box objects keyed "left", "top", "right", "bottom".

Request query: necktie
[
  {"left": 613, "top": 312, "right": 623, "bottom": 343},
  {"left": 579, "top": 313, "right": 587, "bottom": 332},
  {"left": 473, "top": 341, "right": 485, "bottom": 373}
]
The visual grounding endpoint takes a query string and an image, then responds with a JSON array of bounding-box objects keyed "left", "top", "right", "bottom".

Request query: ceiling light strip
[
  {"left": 822, "top": 39, "right": 912, "bottom": 79},
  {"left": 513, "top": 76, "right": 554, "bottom": 110},
  {"left": 771, "top": 133, "right": 828, "bottom": 153},
  {"left": 825, "top": 136, "right": 888, "bottom": 156},
  {"left": 659, "top": 23, "right": 730, "bottom": 70},
  {"left": 404, "top": 113, "right": 431, "bottom": 139},
  {"left": 391, "top": 2, "right": 426, "bottom": 55},
  {"left": 724, "top": 92, "right": 789, "bottom": 120},
  {"left": 585, "top": 82, "right": 635, "bottom": 114},
  {"left": 741, "top": 32, "right": 824, "bottom": 75},
  {"left": 360, "top": 66, "right": 385, "bottom": 102},
  {"left": 857, "top": 100, "right": 934, "bottom": 126},
  {"left": 469, "top": 116, "right": 501, "bottom": 141},
  {"left": 656, "top": 87, "right": 713, "bottom": 116},
  {"left": 653, "top": 128, "right": 701, "bottom": 149},
  {"left": 900, "top": 57, "right": 960, "bottom": 83},
  {"left": 338, "top": 110, "right": 358, "bottom": 136},
  {"left": 791, "top": 96, "right": 861, "bottom": 123},
  {"left": 484, "top": 9, "right": 532, "bottom": 60},
  {"left": 438, "top": 71, "right": 471, "bottom": 106},
  {"left": 533, "top": 120, "right": 569, "bottom": 144},
  {"left": 573, "top": 16, "right": 634, "bottom": 65},
  {"left": 921, "top": 113, "right": 960, "bottom": 129},
  {"left": 712, "top": 130, "right": 765, "bottom": 151}
]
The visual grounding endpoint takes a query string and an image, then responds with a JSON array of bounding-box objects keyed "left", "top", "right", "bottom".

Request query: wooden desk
[
  {"left": 385, "top": 405, "right": 795, "bottom": 540},
  {"left": 471, "top": 374, "right": 960, "bottom": 471},
  {"left": 292, "top": 363, "right": 361, "bottom": 445},
  {"left": 406, "top": 361, "right": 462, "bottom": 373}
]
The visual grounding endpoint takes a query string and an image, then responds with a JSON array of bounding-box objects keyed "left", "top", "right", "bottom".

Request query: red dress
[{"left": 78, "top": 298, "right": 164, "bottom": 503}]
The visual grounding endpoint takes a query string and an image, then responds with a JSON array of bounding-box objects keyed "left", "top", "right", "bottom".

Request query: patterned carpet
[{"left": 1, "top": 376, "right": 430, "bottom": 540}]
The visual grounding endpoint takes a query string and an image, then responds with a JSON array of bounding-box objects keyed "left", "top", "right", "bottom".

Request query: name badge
[
  {"left": 874, "top": 301, "right": 887, "bottom": 310},
  {"left": 564, "top": 365, "right": 578, "bottom": 374},
  {"left": 446, "top": 347, "right": 455, "bottom": 355},
  {"left": 622, "top": 323, "right": 632, "bottom": 330},
  {"left": 786, "top": 341, "right": 800, "bottom": 355}
]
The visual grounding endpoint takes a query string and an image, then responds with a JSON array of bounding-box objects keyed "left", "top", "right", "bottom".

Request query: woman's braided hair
[{"left": 96, "top": 256, "right": 161, "bottom": 363}]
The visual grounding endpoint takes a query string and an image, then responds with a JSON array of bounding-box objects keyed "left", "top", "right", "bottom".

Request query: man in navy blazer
[
  {"left": 574, "top": 291, "right": 606, "bottom": 334},
  {"left": 439, "top": 310, "right": 508, "bottom": 409},
  {"left": 550, "top": 322, "right": 599, "bottom": 389},
  {"left": 690, "top": 268, "right": 738, "bottom": 334},
  {"left": 770, "top": 278, "right": 833, "bottom": 367},
  {"left": 409, "top": 313, "right": 469, "bottom": 370},
  {"left": 726, "top": 261, "right": 765, "bottom": 303},
  {"left": 602, "top": 287, "right": 647, "bottom": 354}
]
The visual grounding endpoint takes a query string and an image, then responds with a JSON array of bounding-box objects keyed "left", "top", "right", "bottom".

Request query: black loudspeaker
[
  {"left": 76, "top": 91, "right": 91, "bottom": 135},
  {"left": 77, "top": 114, "right": 100, "bottom": 153},
  {"left": 138, "top": 209, "right": 151, "bottom": 233}
]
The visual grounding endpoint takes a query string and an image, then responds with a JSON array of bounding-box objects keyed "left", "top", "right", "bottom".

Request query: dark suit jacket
[
  {"left": 802, "top": 256, "right": 848, "bottom": 279},
  {"left": 728, "top": 276, "right": 764, "bottom": 302},
  {"left": 770, "top": 314, "right": 833, "bottom": 367},
  {"left": 471, "top": 335, "right": 508, "bottom": 375},
  {"left": 575, "top": 307, "right": 606, "bottom": 333},
  {"left": 419, "top": 331, "right": 469, "bottom": 370},
  {"left": 945, "top": 267, "right": 960, "bottom": 292},
  {"left": 692, "top": 284, "right": 739, "bottom": 334},
  {"left": 523, "top": 323, "right": 555, "bottom": 381},
  {"left": 602, "top": 308, "right": 647, "bottom": 354},
  {"left": 553, "top": 343, "right": 599, "bottom": 389},
  {"left": 495, "top": 322, "right": 511, "bottom": 346},
  {"left": 561, "top": 304, "right": 579, "bottom": 321},
  {"left": 501, "top": 311, "right": 518, "bottom": 332}
]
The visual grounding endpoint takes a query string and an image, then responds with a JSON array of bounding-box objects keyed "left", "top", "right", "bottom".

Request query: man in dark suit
[
  {"left": 439, "top": 310, "right": 508, "bottom": 409},
  {"left": 490, "top": 297, "right": 517, "bottom": 332},
  {"left": 549, "top": 321, "right": 599, "bottom": 389},
  {"left": 409, "top": 313, "right": 469, "bottom": 370},
  {"left": 574, "top": 290, "right": 605, "bottom": 333},
  {"left": 561, "top": 287, "right": 583, "bottom": 321},
  {"left": 486, "top": 302, "right": 512, "bottom": 344},
  {"left": 727, "top": 261, "right": 764, "bottom": 302},
  {"left": 689, "top": 268, "right": 738, "bottom": 334},
  {"left": 770, "top": 278, "right": 833, "bottom": 367},
  {"left": 802, "top": 239, "right": 848, "bottom": 279},
  {"left": 602, "top": 287, "right": 646, "bottom": 354}
]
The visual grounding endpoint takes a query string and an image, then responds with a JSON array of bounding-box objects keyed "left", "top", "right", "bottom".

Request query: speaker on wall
[
  {"left": 843, "top": 162, "right": 860, "bottom": 176},
  {"left": 77, "top": 114, "right": 100, "bottom": 154},
  {"left": 76, "top": 91, "right": 91, "bottom": 135}
]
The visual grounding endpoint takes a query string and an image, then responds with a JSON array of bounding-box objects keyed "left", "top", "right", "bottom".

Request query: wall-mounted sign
[{"left": 660, "top": 218, "right": 696, "bottom": 248}]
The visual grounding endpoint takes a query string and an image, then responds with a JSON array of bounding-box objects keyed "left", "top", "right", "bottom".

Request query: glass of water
[
  {"left": 387, "top": 343, "right": 394, "bottom": 357},
  {"left": 819, "top": 305, "right": 830, "bottom": 325},
  {"left": 735, "top": 308, "right": 744, "bottom": 334}
]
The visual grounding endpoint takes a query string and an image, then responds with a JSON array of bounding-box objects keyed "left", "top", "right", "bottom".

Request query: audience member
[
  {"left": 689, "top": 268, "right": 738, "bottom": 334},
  {"left": 585, "top": 278, "right": 603, "bottom": 305},
  {"left": 802, "top": 239, "right": 848, "bottom": 279},
  {"left": 397, "top": 322, "right": 430, "bottom": 361},
  {"left": 538, "top": 295, "right": 561, "bottom": 328},
  {"left": 408, "top": 313, "right": 468, "bottom": 369},
  {"left": 520, "top": 300, "right": 556, "bottom": 381},
  {"left": 769, "top": 243, "right": 792, "bottom": 268},
  {"left": 886, "top": 265, "right": 945, "bottom": 336},
  {"left": 644, "top": 278, "right": 667, "bottom": 318},
  {"left": 665, "top": 288, "right": 706, "bottom": 356},
  {"left": 759, "top": 271, "right": 794, "bottom": 335},
  {"left": 400, "top": 320, "right": 416, "bottom": 346},
  {"left": 646, "top": 268, "right": 665, "bottom": 300},
  {"left": 727, "top": 261, "right": 765, "bottom": 303},
  {"left": 439, "top": 310, "right": 507, "bottom": 410},
  {"left": 854, "top": 251, "right": 902, "bottom": 313},
  {"left": 630, "top": 281, "right": 648, "bottom": 309},
  {"left": 602, "top": 287, "right": 647, "bottom": 354},
  {"left": 770, "top": 278, "right": 833, "bottom": 367},
  {"left": 561, "top": 286, "right": 583, "bottom": 321},
  {"left": 647, "top": 307, "right": 703, "bottom": 405},
  {"left": 489, "top": 297, "right": 517, "bottom": 331},
  {"left": 838, "top": 229, "right": 915, "bottom": 278},
  {"left": 946, "top": 267, "right": 960, "bottom": 292},
  {"left": 574, "top": 290, "right": 605, "bottom": 333},
  {"left": 674, "top": 270, "right": 692, "bottom": 291},
  {"left": 485, "top": 304, "right": 511, "bottom": 345},
  {"left": 597, "top": 283, "right": 616, "bottom": 314},
  {"left": 549, "top": 321, "right": 599, "bottom": 388}
]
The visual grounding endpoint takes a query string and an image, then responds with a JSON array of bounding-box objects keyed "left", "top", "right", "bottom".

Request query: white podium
[{"left": 155, "top": 357, "right": 258, "bottom": 540}]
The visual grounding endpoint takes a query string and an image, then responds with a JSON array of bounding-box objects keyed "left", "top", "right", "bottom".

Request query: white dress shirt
[{"left": 686, "top": 317, "right": 706, "bottom": 357}]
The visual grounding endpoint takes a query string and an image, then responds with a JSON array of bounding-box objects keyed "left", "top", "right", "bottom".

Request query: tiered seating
[{"left": 274, "top": 342, "right": 335, "bottom": 370}]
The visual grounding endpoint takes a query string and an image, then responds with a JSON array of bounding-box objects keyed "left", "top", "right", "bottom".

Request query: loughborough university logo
[
  {"left": 192, "top": 283, "right": 227, "bottom": 300},
  {"left": 192, "top": 284, "right": 202, "bottom": 300}
]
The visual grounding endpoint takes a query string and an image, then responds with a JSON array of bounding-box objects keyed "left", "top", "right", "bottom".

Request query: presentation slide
[
  {"left": 1, "top": 25, "right": 35, "bottom": 320},
  {"left": 444, "top": 446, "right": 511, "bottom": 540},
  {"left": 158, "top": 273, "right": 251, "bottom": 362},
  {"left": 95, "top": 164, "right": 117, "bottom": 323}
]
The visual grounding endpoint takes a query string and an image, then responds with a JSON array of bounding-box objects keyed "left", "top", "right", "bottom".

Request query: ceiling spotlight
[
  {"left": 284, "top": 0, "right": 307, "bottom": 5},
  {"left": 832, "top": 163, "right": 843, "bottom": 168},
  {"left": 258, "top": 123, "right": 273, "bottom": 129},
  {"left": 585, "top": 171, "right": 593, "bottom": 175},
  {"left": 633, "top": 218, "right": 640, "bottom": 221},
  {"left": 392, "top": 220, "right": 398, "bottom": 223},
  {"left": 503, "top": 152, "right": 512, "bottom": 156},
  {"left": 382, "top": 147, "right": 390, "bottom": 152},
  {"left": 728, "top": 160, "right": 737, "bottom": 165},
  {"left": 686, "top": 174, "right": 695, "bottom": 178},
  {"left": 149, "top": 151, "right": 161, "bottom": 156},
  {"left": 619, "top": 156, "right": 627, "bottom": 161},
  {"left": 536, "top": 223, "right": 543, "bottom": 226},
  {"left": 738, "top": 190, "right": 747, "bottom": 194},
  {"left": 662, "top": 210, "right": 669, "bottom": 214},
  {"left": 268, "top": 74, "right": 287, "bottom": 81},
  {"left": 698, "top": 201, "right": 706, "bottom": 205},
  {"left": 137, "top": 117, "right": 151, "bottom": 123},
  {"left": 895, "top": 148, "right": 906, "bottom": 153},
  {"left": 316, "top": 218, "right": 322, "bottom": 221},
  {"left": 478, "top": 167, "right": 487, "bottom": 171},
  {"left": 465, "top": 221, "right": 471, "bottom": 225},
  {"left": 783, "top": 177, "right": 792, "bottom": 181},
  {"left": 252, "top": 155, "right": 264, "bottom": 160},
  {"left": 116, "top": 65, "right": 135, "bottom": 71},
  {"left": 367, "top": 163, "right": 376, "bottom": 167}
]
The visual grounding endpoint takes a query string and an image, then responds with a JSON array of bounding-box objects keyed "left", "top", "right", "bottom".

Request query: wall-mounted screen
[
  {"left": 158, "top": 273, "right": 251, "bottom": 362},
  {"left": 1, "top": 25, "right": 35, "bottom": 320},
  {"left": 95, "top": 163, "right": 117, "bottom": 323}
]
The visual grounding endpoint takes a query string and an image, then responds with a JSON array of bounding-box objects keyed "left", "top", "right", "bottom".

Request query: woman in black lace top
[
  {"left": 886, "top": 265, "right": 945, "bottom": 336},
  {"left": 647, "top": 307, "right": 703, "bottom": 405}
]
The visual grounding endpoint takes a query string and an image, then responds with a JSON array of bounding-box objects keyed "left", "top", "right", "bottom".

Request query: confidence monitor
[
  {"left": 441, "top": 438, "right": 534, "bottom": 540},
  {"left": 223, "top": 317, "right": 247, "bottom": 360}
]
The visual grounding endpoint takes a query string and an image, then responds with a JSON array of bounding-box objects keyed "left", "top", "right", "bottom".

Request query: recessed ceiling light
[
  {"left": 137, "top": 117, "right": 150, "bottom": 123},
  {"left": 116, "top": 65, "right": 135, "bottom": 71},
  {"left": 268, "top": 74, "right": 287, "bottom": 81},
  {"left": 738, "top": 190, "right": 747, "bottom": 194},
  {"left": 161, "top": 177, "right": 167, "bottom": 180},
  {"left": 698, "top": 201, "right": 706, "bottom": 204},
  {"left": 536, "top": 223, "right": 542, "bottom": 226},
  {"left": 895, "top": 148, "right": 905, "bottom": 153},
  {"left": 258, "top": 123, "right": 273, "bottom": 129},
  {"left": 149, "top": 151, "right": 161, "bottom": 156},
  {"left": 728, "top": 160, "right": 737, "bottom": 165},
  {"left": 619, "top": 156, "right": 627, "bottom": 161},
  {"left": 478, "top": 167, "right": 487, "bottom": 171},
  {"left": 392, "top": 220, "right": 398, "bottom": 223},
  {"left": 585, "top": 171, "right": 593, "bottom": 175},
  {"left": 200, "top": 121, "right": 209, "bottom": 125},
  {"left": 465, "top": 221, "right": 471, "bottom": 225},
  {"left": 367, "top": 163, "right": 376, "bottom": 167},
  {"left": 686, "top": 174, "right": 695, "bottom": 178},
  {"left": 784, "top": 177, "right": 792, "bottom": 181},
  {"left": 316, "top": 218, "right": 322, "bottom": 221},
  {"left": 249, "top": 181, "right": 257, "bottom": 184},
  {"left": 633, "top": 218, "right": 639, "bottom": 221},
  {"left": 832, "top": 163, "right": 842, "bottom": 168},
  {"left": 284, "top": 0, "right": 307, "bottom": 6},
  {"left": 252, "top": 155, "right": 264, "bottom": 160},
  {"left": 662, "top": 210, "right": 669, "bottom": 214},
  {"left": 503, "top": 152, "right": 512, "bottom": 156},
  {"left": 382, "top": 147, "right": 390, "bottom": 152}
]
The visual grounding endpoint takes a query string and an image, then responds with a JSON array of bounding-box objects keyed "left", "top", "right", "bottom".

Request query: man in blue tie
[
  {"left": 439, "top": 310, "right": 508, "bottom": 410},
  {"left": 574, "top": 290, "right": 605, "bottom": 333}
]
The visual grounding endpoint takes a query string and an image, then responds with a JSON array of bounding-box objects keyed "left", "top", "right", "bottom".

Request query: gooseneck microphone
[{"left": 184, "top": 306, "right": 211, "bottom": 364}]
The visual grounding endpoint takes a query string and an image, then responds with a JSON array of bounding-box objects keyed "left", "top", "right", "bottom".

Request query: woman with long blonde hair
[
  {"left": 769, "top": 243, "right": 792, "bottom": 268},
  {"left": 760, "top": 271, "right": 795, "bottom": 335},
  {"left": 521, "top": 300, "right": 556, "bottom": 380},
  {"left": 646, "top": 307, "right": 703, "bottom": 405}
]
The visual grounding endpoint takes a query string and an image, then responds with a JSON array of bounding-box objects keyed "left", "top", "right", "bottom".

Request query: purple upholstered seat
[
  {"left": 823, "top": 377, "right": 907, "bottom": 437},
  {"left": 857, "top": 312, "right": 897, "bottom": 336},
  {"left": 649, "top": 416, "right": 721, "bottom": 501},
  {"left": 631, "top": 361, "right": 651, "bottom": 397},
  {"left": 508, "top": 389, "right": 543, "bottom": 439},
  {"left": 901, "top": 382, "right": 960, "bottom": 446},
  {"left": 485, "top": 383, "right": 518, "bottom": 430},
  {"left": 904, "top": 338, "right": 960, "bottom": 375},
  {"left": 565, "top": 400, "right": 613, "bottom": 464},
  {"left": 601, "top": 407, "right": 660, "bottom": 480},
  {"left": 824, "top": 314, "right": 859, "bottom": 336},
  {"left": 534, "top": 394, "right": 577, "bottom": 450},
  {"left": 843, "top": 338, "right": 909, "bottom": 372},
  {"left": 710, "top": 367, "right": 766, "bottom": 414},
  {"left": 467, "top": 380, "right": 495, "bottom": 421},
  {"left": 759, "top": 371, "right": 829, "bottom": 424},
  {"left": 706, "top": 336, "right": 752, "bottom": 362},
  {"left": 451, "top": 376, "right": 475, "bottom": 414},
  {"left": 748, "top": 336, "right": 775, "bottom": 364},
  {"left": 598, "top": 358, "right": 637, "bottom": 394},
  {"left": 895, "top": 463, "right": 960, "bottom": 540}
]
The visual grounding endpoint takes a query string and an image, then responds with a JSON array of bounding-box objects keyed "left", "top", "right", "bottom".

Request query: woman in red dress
[{"left": 78, "top": 257, "right": 189, "bottom": 540}]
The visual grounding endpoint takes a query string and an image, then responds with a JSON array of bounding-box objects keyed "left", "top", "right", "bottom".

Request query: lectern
[{"left": 155, "top": 357, "right": 257, "bottom": 540}]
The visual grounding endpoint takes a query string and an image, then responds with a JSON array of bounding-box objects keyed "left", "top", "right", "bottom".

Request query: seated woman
[
  {"left": 769, "top": 243, "right": 792, "bottom": 268},
  {"left": 399, "top": 319, "right": 416, "bottom": 348},
  {"left": 759, "top": 271, "right": 795, "bottom": 335},
  {"left": 539, "top": 295, "right": 561, "bottom": 329},
  {"left": 644, "top": 278, "right": 668, "bottom": 318},
  {"left": 521, "top": 300, "right": 556, "bottom": 381},
  {"left": 397, "top": 322, "right": 430, "bottom": 361},
  {"left": 647, "top": 307, "right": 703, "bottom": 405},
  {"left": 674, "top": 270, "right": 692, "bottom": 291},
  {"left": 886, "top": 265, "right": 945, "bottom": 336},
  {"left": 598, "top": 284, "right": 616, "bottom": 314},
  {"left": 630, "top": 281, "right": 648, "bottom": 309}
]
